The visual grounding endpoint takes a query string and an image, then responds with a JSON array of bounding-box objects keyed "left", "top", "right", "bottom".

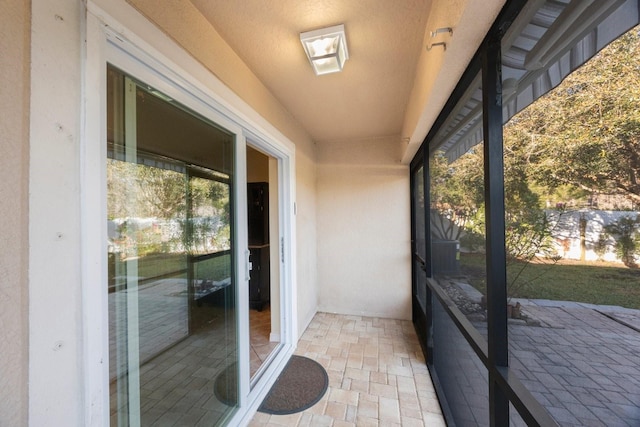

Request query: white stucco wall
[
  {"left": 29, "top": 0, "right": 85, "bottom": 424},
  {"left": 317, "top": 137, "right": 412, "bottom": 320},
  {"left": 0, "top": 0, "right": 30, "bottom": 425},
  {"left": 294, "top": 146, "right": 319, "bottom": 332}
]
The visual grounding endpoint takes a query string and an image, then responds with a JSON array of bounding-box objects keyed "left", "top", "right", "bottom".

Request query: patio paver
[
  {"left": 483, "top": 299, "right": 640, "bottom": 426},
  {"left": 249, "top": 313, "right": 446, "bottom": 427}
]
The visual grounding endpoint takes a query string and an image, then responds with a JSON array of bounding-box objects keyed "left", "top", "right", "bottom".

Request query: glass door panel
[
  {"left": 413, "top": 165, "right": 427, "bottom": 308},
  {"left": 411, "top": 163, "right": 429, "bottom": 356},
  {"left": 107, "top": 65, "right": 238, "bottom": 426}
]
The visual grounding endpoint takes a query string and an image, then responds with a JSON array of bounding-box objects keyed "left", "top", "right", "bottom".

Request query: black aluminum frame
[
  {"left": 409, "top": 158, "right": 429, "bottom": 361},
  {"left": 410, "top": 0, "right": 559, "bottom": 425}
]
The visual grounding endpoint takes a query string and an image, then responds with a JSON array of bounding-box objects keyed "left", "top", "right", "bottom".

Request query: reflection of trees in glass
[
  {"left": 136, "top": 166, "right": 187, "bottom": 219},
  {"left": 107, "top": 159, "right": 231, "bottom": 257},
  {"left": 108, "top": 160, "right": 187, "bottom": 257},
  {"left": 186, "top": 177, "right": 230, "bottom": 254},
  {"left": 107, "top": 159, "right": 138, "bottom": 221},
  {"left": 107, "top": 159, "right": 187, "bottom": 220}
]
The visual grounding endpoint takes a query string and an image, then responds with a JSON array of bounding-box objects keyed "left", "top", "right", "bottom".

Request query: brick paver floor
[
  {"left": 507, "top": 300, "right": 640, "bottom": 426},
  {"left": 250, "top": 313, "right": 446, "bottom": 426},
  {"left": 445, "top": 278, "right": 640, "bottom": 426}
]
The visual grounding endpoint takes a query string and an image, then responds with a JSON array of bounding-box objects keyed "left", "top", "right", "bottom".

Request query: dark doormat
[
  {"left": 258, "top": 355, "right": 329, "bottom": 415},
  {"left": 213, "top": 362, "right": 238, "bottom": 407}
]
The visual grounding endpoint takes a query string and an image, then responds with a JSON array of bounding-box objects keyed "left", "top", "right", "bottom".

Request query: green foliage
[
  {"left": 504, "top": 26, "right": 640, "bottom": 206},
  {"left": 432, "top": 139, "right": 558, "bottom": 242},
  {"left": 107, "top": 159, "right": 187, "bottom": 220},
  {"left": 594, "top": 232, "right": 609, "bottom": 261},
  {"left": 441, "top": 26, "right": 640, "bottom": 309},
  {"left": 431, "top": 139, "right": 562, "bottom": 300},
  {"left": 505, "top": 211, "right": 554, "bottom": 261},
  {"left": 108, "top": 159, "right": 231, "bottom": 258},
  {"left": 504, "top": 210, "right": 565, "bottom": 300},
  {"left": 604, "top": 215, "right": 640, "bottom": 266},
  {"left": 459, "top": 215, "right": 485, "bottom": 252},
  {"left": 429, "top": 149, "right": 484, "bottom": 241}
]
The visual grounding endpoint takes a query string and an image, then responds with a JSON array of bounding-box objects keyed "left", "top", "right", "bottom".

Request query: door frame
[
  {"left": 82, "top": 3, "right": 298, "bottom": 425},
  {"left": 409, "top": 148, "right": 432, "bottom": 363}
]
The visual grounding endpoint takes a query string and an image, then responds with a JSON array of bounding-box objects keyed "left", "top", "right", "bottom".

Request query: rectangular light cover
[{"left": 300, "top": 24, "right": 349, "bottom": 75}]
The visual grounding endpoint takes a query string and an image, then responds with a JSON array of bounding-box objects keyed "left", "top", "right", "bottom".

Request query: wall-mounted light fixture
[{"left": 300, "top": 24, "right": 349, "bottom": 75}]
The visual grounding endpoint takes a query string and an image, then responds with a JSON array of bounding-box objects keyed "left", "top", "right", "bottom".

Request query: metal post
[
  {"left": 482, "top": 31, "right": 509, "bottom": 427},
  {"left": 423, "top": 147, "right": 434, "bottom": 364}
]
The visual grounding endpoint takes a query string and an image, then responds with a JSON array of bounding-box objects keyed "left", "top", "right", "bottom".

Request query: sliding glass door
[
  {"left": 107, "top": 65, "right": 238, "bottom": 425},
  {"left": 410, "top": 159, "right": 430, "bottom": 358}
]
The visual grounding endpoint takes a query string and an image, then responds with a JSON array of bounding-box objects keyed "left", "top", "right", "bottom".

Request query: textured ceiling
[{"left": 189, "top": 0, "right": 432, "bottom": 144}]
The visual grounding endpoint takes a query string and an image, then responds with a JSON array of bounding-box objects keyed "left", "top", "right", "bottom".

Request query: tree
[
  {"left": 604, "top": 215, "right": 640, "bottom": 266},
  {"left": 431, "top": 136, "right": 553, "bottom": 258},
  {"left": 504, "top": 26, "right": 640, "bottom": 205},
  {"left": 429, "top": 148, "right": 484, "bottom": 241}
]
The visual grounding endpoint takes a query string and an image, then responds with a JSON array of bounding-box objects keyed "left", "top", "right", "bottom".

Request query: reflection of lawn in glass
[
  {"left": 192, "top": 254, "right": 231, "bottom": 283},
  {"left": 460, "top": 253, "right": 640, "bottom": 309},
  {"left": 136, "top": 252, "right": 230, "bottom": 281}
]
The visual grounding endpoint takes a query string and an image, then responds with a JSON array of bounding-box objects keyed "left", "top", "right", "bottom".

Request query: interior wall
[
  {"left": 268, "top": 157, "right": 281, "bottom": 339},
  {"left": 317, "top": 137, "right": 412, "bottom": 319},
  {"left": 0, "top": 0, "right": 30, "bottom": 425},
  {"left": 246, "top": 147, "right": 282, "bottom": 338},
  {"left": 246, "top": 146, "right": 269, "bottom": 183},
  {"left": 122, "top": 0, "right": 319, "bottom": 339}
]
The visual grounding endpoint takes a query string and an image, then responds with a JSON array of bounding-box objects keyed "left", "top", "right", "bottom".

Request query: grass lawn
[{"left": 460, "top": 252, "right": 640, "bottom": 309}]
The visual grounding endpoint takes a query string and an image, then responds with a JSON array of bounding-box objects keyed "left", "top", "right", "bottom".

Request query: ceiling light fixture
[{"left": 300, "top": 24, "right": 349, "bottom": 75}]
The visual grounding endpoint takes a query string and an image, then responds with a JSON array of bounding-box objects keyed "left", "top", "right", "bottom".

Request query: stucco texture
[
  {"left": 317, "top": 137, "right": 412, "bottom": 319},
  {"left": 0, "top": 0, "right": 30, "bottom": 425}
]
